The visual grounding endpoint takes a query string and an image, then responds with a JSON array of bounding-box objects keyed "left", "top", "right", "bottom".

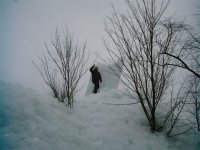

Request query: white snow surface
[{"left": 0, "top": 82, "right": 200, "bottom": 150}]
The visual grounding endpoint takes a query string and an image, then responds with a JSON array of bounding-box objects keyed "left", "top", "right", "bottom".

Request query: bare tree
[
  {"left": 160, "top": 30, "right": 200, "bottom": 78},
  {"left": 163, "top": 81, "right": 192, "bottom": 137},
  {"left": 34, "top": 27, "right": 89, "bottom": 108},
  {"left": 160, "top": 4, "right": 200, "bottom": 78},
  {"left": 185, "top": 75, "right": 200, "bottom": 131},
  {"left": 160, "top": 6, "right": 200, "bottom": 131},
  {"left": 104, "top": 0, "right": 187, "bottom": 131}
]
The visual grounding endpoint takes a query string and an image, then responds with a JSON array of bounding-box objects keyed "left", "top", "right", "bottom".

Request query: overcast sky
[{"left": 0, "top": 0, "right": 199, "bottom": 93}]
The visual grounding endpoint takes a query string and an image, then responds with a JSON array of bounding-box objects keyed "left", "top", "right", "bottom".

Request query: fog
[{"left": 0, "top": 0, "right": 198, "bottom": 94}]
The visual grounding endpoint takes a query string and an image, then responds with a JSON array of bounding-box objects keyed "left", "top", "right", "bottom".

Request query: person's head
[{"left": 94, "top": 66, "right": 98, "bottom": 71}]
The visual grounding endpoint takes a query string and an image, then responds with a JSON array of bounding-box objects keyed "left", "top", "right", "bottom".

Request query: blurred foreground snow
[{"left": 0, "top": 82, "right": 199, "bottom": 150}]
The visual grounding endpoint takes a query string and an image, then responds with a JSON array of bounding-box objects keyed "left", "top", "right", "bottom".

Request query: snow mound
[{"left": 0, "top": 82, "right": 199, "bottom": 150}]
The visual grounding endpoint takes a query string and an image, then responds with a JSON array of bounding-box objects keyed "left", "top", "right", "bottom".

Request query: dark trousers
[{"left": 93, "top": 83, "right": 99, "bottom": 94}]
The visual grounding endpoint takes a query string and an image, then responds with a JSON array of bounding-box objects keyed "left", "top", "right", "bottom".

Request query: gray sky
[{"left": 0, "top": 0, "right": 199, "bottom": 93}]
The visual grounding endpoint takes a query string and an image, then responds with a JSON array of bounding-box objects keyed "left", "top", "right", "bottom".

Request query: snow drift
[{"left": 0, "top": 81, "right": 199, "bottom": 150}]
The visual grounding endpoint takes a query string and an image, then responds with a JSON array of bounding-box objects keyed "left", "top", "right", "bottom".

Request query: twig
[{"left": 102, "top": 102, "right": 139, "bottom": 106}]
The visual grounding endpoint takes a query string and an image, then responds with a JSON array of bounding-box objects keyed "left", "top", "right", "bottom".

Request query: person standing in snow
[{"left": 90, "top": 64, "right": 102, "bottom": 94}]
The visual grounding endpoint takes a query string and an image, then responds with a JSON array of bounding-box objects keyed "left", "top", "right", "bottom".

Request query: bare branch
[{"left": 34, "top": 26, "right": 89, "bottom": 107}]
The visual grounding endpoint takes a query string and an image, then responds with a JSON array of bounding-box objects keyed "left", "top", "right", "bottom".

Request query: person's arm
[{"left": 90, "top": 64, "right": 95, "bottom": 73}]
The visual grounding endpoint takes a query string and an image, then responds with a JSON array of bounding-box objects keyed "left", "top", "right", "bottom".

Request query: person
[{"left": 90, "top": 64, "right": 102, "bottom": 94}]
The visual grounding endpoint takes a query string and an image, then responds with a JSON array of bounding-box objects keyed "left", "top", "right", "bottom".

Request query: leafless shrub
[
  {"left": 184, "top": 76, "right": 200, "bottom": 131},
  {"left": 34, "top": 26, "right": 89, "bottom": 107},
  {"left": 162, "top": 81, "right": 192, "bottom": 137},
  {"left": 104, "top": 0, "right": 187, "bottom": 132},
  {"left": 160, "top": 6, "right": 200, "bottom": 132}
]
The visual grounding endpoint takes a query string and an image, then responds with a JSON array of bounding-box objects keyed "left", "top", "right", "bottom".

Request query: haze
[{"left": 0, "top": 0, "right": 198, "bottom": 93}]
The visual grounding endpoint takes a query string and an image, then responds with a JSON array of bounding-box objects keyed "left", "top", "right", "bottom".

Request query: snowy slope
[{"left": 0, "top": 82, "right": 199, "bottom": 150}]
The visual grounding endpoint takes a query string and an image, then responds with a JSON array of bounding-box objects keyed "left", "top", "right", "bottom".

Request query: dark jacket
[{"left": 90, "top": 65, "right": 102, "bottom": 85}]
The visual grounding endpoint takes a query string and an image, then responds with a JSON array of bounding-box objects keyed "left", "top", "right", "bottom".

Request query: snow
[{"left": 0, "top": 81, "right": 200, "bottom": 150}]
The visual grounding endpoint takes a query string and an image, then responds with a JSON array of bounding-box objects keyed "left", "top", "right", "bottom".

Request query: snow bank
[{"left": 0, "top": 82, "right": 199, "bottom": 150}]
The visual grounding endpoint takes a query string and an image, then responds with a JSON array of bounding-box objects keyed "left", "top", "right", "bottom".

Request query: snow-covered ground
[{"left": 0, "top": 81, "right": 200, "bottom": 150}]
